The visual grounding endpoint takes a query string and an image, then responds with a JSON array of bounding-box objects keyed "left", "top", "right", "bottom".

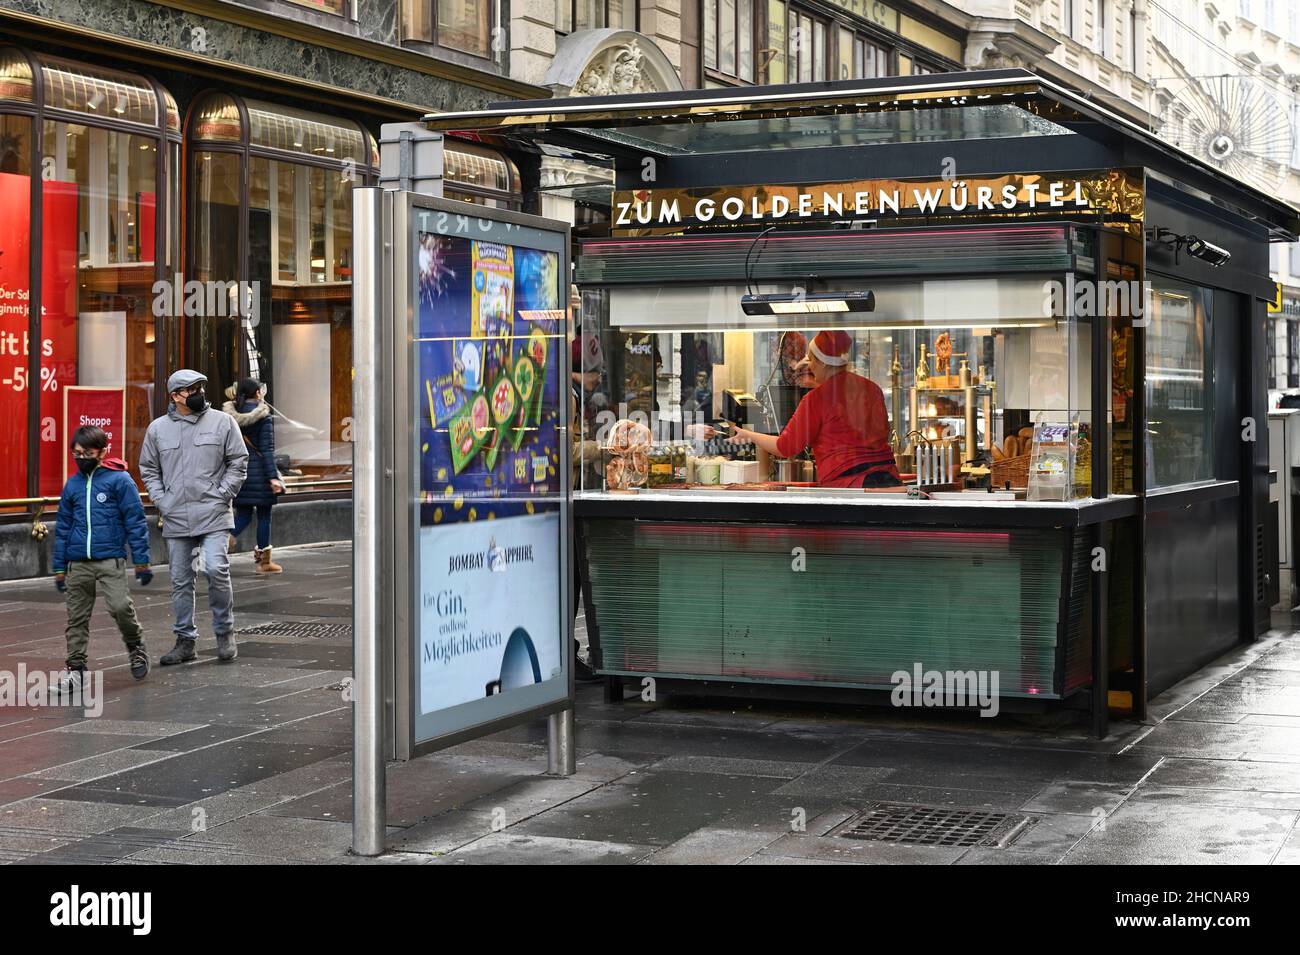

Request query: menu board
[{"left": 412, "top": 220, "right": 568, "bottom": 738}]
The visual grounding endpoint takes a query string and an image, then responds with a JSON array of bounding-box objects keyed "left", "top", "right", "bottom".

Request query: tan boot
[{"left": 254, "top": 546, "right": 283, "bottom": 574}]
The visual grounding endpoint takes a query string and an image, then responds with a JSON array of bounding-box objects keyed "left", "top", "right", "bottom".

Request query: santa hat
[{"left": 808, "top": 329, "right": 852, "bottom": 367}]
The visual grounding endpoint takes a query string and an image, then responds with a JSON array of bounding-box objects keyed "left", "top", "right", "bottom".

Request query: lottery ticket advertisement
[{"left": 410, "top": 210, "right": 569, "bottom": 739}]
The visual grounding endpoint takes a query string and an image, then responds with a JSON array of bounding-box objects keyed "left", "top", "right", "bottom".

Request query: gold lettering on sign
[{"left": 612, "top": 170, "right": 1144, "bottom": 236}]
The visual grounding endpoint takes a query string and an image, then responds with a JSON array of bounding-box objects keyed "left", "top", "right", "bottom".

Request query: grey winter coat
[{"left": 139, "top": 403, "right": 249, "bottom": 538}]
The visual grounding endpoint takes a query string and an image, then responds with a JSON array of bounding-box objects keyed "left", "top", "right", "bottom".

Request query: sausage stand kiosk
[{"left": 423, "top": 70, "right": 1300, "bottom": 734}]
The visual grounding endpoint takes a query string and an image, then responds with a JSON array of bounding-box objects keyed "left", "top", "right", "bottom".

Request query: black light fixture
[
  {"left": 1149, "top": 227, "right": 1231, "bottom": 267},
  {"left": 741, "top": 290, "right": 876, "bottom": 315},
  {"left": 1185, "top": 235, "right": 1231, "bottom": 266}
]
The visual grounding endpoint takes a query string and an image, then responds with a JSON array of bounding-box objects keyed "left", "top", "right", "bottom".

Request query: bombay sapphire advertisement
[{"left": 414, "top": 230, "right": 566, "bottom": 718}]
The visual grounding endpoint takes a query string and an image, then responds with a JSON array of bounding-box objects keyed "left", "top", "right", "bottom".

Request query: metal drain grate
[
  {"left": 234, "top": 621, "right": 353, "bottom": 639},
  {"left": 831, "top": 802, "right": 1030, "bottom": 849}
]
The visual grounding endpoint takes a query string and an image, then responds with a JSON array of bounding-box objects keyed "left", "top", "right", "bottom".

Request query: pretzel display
[
  {"left": 609, "top": 419, "right": 652, "bottom": 452},
  {"left": 604, "top": 419, "right": 653, "bottom": 489}
]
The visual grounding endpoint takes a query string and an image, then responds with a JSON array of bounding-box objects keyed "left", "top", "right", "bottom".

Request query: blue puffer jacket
[{"left": 52, "top": 458, "right": 152, "bottom": 572}]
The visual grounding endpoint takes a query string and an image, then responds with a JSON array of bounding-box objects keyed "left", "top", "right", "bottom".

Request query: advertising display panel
[{"left": 405, "top": 197, "right": 571, "bottom": 751}]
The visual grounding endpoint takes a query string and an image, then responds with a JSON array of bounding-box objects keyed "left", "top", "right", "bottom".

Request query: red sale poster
[
  {"left": 63, "top": 387, "right": 126, "bottom": 482},
  {"left": 0, "top": 172, "right": 31, "bottom": 499},
  {"left": 39, "top": 181, "right": 80, "bottom": 497}
]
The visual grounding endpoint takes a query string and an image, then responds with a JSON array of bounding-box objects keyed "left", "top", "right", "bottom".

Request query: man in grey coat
[{"left": 140, "top": 369, "right": 248, "bottom": 664}]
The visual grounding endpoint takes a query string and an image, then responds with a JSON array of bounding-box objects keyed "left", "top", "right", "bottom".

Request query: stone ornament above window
[{"left": 546, "top": 28, "right": 683, "bottom": 98}]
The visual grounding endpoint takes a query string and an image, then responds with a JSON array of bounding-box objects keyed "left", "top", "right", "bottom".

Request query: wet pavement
[{"left": 2, "top": 541, "right": 1299, "bottom": 864}]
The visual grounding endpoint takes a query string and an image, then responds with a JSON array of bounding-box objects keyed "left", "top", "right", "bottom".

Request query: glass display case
[{"left": 574, "top": 271, "right": 1101, "bottom": 502}]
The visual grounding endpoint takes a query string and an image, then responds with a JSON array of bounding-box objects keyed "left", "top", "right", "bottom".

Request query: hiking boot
[
  {"left": 52, "top": 667, "right": 86, "bottom": 700},
  {"left": 127, "top": 641, "right": 150, "bottom": 680},
  {"left": 254, "top": 547, "right": 283, "bottom": 574},
  {"left": 216, "top": 632, "right": 238, "bottom": 662},
  {"left": 159, "top": 637, "right": 196, "bottom": 666}
]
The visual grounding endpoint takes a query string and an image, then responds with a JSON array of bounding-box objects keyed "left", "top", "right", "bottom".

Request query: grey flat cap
[{"left": 166, "top": 369, "right": 207, "bottom": 393}]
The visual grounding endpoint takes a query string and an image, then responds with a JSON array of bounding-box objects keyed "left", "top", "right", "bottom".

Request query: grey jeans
[{"left": 166, "top": 531, "right": 234, "bottom": 641}]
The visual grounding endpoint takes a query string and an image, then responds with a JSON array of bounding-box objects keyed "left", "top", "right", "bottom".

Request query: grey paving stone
[
  {"left": 1147, "top": 756, "right": 1300, "bottom": 792},
  {"left": 132, "top": 789, "right": 295, "bottom": 833},
  {"left": 173, "top": 813, "right": 359, "bottom": 862},
  {"left": 0, "top": 776, "right": 76, "bottom": 807},
  {"left": 391, "top": 809, "right": 498, "bottom": 855},
  {"left": 509, "top": 769, "right": 788, "bottom": 847},
  {"left": 431, "top": 833, "right": 656, "bottom": 865},
  {"left": 758, "top": 831, "right": 965, "bottom": 864},
  {"left": 1128, "top": 784, "right": 1300, "bottom": 811},
  {"left": 642, "top": 826, "right": 785, "bottom": 864},
  {"left": 28, "top": 748, "right": 177, "bottom": 782},
  {"left": 0, "top": 796, "right": 165, "bottom": 835},
  {"left": 1061, "top": 801, "right": 1297, "bottom": 864},
  {"left": 1021, "top": 781, "right": 1134, "bottom": 816},
  {"left": 21, "top": 826, "right": 199, "bottom": 865},
  {"left": 1128, "top": 721, "right": 1300, "bottom": 759},
  {"left": 127, "top": 724, "right": 260, "bottom": 753},
  {"left": 650, "top": 755, "right": 815, "bottom": 779},
  {"left": 48, "top": 719, "right": 205, "bottom": 738},
  {"left": 46, "top": 739, "right": 346, "bottom": 804},
  {"left": 773, "top": 765, "right": 896, "bottom": 797},
  {"left": 0, "top": 733, "right": 163, "bottom": 781}
]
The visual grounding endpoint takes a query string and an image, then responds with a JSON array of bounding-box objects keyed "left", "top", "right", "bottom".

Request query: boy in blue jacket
[{"left": 52, "top": 425, "right": 154, "bottom": 691}]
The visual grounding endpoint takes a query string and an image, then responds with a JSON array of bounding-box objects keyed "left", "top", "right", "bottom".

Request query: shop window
[
  {"left": 403, "top": 1, "right": 494, "bottom": 58},
  {"left": 704, "top": 0, "right": 756, "bottom": 82},
  {"left": 282, "top": 0, "right": 348, "bottom": 13},
  {"left": 0, "top": 49, "right": 176, "bottom": 503},
  {"left": 188, "top": 93, "right": 377, "bottom": 483},
  {"left": 845, "top": 33, "right": 889, "bottom": 80},
  {"left": 558, "top": 1, "right": 637, "bottom": 33},
  {"left": 0, "top": 108, "right": 32, "bottom": 504},
  {"left": 1146, "top": 280, "right": 1214, "bottom": 488},
  {"left": 762, "top": 0, "right": 787, "bottom": 83},
  {"left": 443, "top": 140, "right": 522, "bottom": 209},
  {"left": 1288, "top": 319, "right": 1299, "bottom": 389},
  {"left": 787, "top": 6, "right": 827, "bottom": 83},
  {"left": 575, "top": 275, "right": 1097, "bottom": 499}
]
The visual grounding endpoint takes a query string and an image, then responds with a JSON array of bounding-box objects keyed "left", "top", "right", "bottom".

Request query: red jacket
[{"left": 775, "top": 372, "right": 899, "bottom": 486}]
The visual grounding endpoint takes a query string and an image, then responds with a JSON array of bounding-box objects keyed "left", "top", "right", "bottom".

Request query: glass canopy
[{"left": 579, "top": 104, "right": 1074, "bottom": 155}]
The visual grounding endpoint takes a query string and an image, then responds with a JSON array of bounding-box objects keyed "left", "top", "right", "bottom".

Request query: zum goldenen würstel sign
[{"left": 611, "top": 169, "right": 1144, "bottom": 235}]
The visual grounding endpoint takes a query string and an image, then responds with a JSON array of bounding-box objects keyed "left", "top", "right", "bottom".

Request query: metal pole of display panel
[
  {"left": 547, "top": 709, "right": 575, "bottom": 775},
  {"left": 352, "top": 186, "right": 386, "bottom": 855}
]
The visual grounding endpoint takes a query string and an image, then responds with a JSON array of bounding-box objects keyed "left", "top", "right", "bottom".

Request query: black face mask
[
  {"left": 184, "top": 391, "right": 208, "bottom": 413},
  {"left": 76, "top": 458, "right": 98, "bottom": 475}
]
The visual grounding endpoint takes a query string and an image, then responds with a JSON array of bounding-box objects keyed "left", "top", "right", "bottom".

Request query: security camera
[{"left": 1185, "top": 235, "right": 1231, "bottom": 266}]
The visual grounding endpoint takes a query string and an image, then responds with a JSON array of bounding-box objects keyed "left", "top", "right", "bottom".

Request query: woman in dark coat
[{"left": 223, "top": 378, "right": 284, "bottom": 573}]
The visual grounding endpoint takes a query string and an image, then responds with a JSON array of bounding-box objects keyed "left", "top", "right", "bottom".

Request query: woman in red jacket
[{"left": 729, "top": 329, "right": 901, "bottom": 488}]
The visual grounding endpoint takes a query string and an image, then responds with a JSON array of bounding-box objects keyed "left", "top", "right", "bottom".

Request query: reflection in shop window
[
  {"left": 558, "top": 1, "right": 637, "bottom": 33},
  {"left": 188, "top": 93, "right": 375, "bottom": 483},
  {"left": 403, "top": 1, "right": 494, "bottom": 58},
  {"left": 0, "top": 110, "right": 32, "bottom": 503},
  {"left": 703, "top": 0, "right": 758, "bottom": 82},
  {"left": 1146, "top": 281, "right": 1214, "bottom": 488},
  {"left": 282, "top": 0, "right": 347, "bottom": 13},
  {"left": 0, "top": 51, "right": 173, "bottom": 503}
]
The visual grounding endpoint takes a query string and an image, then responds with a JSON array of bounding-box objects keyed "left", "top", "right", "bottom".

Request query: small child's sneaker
[{"left": 127, "top": 642, "right": 150, "bottom": 681}]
